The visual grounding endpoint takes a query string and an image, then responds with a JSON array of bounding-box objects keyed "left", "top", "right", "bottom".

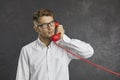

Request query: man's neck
[{"left": 39, "top": 35, "right": 51, "bottom": 47}]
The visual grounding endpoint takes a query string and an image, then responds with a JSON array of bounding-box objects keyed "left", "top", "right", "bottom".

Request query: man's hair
[{"left": 33, "top": 9, "right": 55, "bottom": 23}]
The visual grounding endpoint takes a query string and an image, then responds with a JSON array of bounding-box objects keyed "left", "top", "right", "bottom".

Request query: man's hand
[{"left": 56, "top": 25, "right": 65, "bottom": 39}]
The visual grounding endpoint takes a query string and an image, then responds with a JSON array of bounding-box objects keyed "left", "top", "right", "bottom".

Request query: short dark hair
[{"left": 33, "top": 9, "right": 55, "bottom": 23}]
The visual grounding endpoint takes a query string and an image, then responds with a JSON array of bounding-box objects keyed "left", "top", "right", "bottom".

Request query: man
[{"left": 16, "top": 9, "right": 94, "bottom": 80}]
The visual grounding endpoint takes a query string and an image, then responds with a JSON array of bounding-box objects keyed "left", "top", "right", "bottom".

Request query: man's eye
[{"left": 42, "top": 24, "right": 47, "bottom": 26}]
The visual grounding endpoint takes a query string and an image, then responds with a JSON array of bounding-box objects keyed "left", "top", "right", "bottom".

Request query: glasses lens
[
  {"left": 42, "top": 24, "right": 48, "bottom": 28},
  {"left": 49, "top": 21, "right": 55, "bottom": 26}
]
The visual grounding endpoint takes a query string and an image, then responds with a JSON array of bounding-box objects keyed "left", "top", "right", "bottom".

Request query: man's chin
[
  {"left": 47, "top": 34, "right": 53, "bottom": 38},
  {"left": 49, "top": 33, "right": 54, "bottom": 37}
]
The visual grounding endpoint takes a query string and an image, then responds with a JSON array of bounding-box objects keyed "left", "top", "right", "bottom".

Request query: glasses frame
[{"left": 37, "top": 20, "right": 55, "bottom": 29}]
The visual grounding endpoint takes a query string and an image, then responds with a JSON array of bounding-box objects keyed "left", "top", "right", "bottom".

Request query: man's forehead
[{"left": 38, "top": 16, "right": 54, "bottom": 23}]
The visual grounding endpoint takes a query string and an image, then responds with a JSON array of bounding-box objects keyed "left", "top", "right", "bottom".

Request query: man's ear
[
  {"left": 33, "top": 26, "right": 41, "bottom": 33},
  {"left": 33, "top": 26, "right": 38, "bottom": 32}
]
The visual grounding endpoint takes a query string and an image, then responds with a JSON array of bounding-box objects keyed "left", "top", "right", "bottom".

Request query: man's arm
[
  {"left": 57, "top": 34, "right": 94, "bottom": 59},
  {"left": 16, "top": 47, "right": 30, "bottom": 80}
]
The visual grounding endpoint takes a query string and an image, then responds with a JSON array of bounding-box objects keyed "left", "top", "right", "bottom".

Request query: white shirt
[{"left": 16, "top": 34, "right": 94, "bottom": 80}]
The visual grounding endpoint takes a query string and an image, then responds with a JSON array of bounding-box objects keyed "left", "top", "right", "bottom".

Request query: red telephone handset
[{"left": 52, "top": 21, "right": 61, "bottom": 42}]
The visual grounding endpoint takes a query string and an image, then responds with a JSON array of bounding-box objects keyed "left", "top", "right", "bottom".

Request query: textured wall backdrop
[{"left": 0, "top": 0, "right": 120, "bottom": 80}]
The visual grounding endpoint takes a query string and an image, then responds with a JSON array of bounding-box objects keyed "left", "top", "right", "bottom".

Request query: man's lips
[{"left": 48, "top": 31, "right": 54, "bottom": 35}]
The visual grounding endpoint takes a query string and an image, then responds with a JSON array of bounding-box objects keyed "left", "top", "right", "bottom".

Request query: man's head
[{"left": 33, "top": 9, "right": 56, "bottom": 39}]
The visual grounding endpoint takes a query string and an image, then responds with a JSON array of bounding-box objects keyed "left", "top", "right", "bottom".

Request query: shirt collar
[{"left": 36, "top": 37, "right": 55, "bottom": 49}]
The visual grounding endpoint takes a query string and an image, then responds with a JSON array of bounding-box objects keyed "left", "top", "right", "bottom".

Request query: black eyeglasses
[{"left": 37, "top": 20, "right": 55, "bottom": 29}]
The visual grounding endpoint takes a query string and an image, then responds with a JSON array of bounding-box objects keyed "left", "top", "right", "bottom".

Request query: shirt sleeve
[
  {"left": 57, "top": 34, "right": 94, "bottom": 59},
  {"left": 16, "top": 47, "right": 30, "bottom": 80}
]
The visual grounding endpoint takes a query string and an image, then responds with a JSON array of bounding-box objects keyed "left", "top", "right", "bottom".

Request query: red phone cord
[{"left": 54, "top": 42, "right": 120, "bottom": 77}]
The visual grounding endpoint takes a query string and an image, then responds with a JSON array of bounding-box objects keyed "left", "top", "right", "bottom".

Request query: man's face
[{"left": 35, "top": 16, "right": 55, "bottom": 39}]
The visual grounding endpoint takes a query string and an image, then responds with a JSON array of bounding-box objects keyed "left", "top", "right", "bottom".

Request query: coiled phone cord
[{"left": 54, "top": 42, "right": 120, "bottom": 77}]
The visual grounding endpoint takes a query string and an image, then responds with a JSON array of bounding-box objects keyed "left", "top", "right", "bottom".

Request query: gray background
[{"left": 0, "top": 0, "right": 120, "bottom": 80}]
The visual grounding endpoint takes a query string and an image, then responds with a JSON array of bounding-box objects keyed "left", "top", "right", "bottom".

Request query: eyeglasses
[{"left": 37, "top": 20, "right": 55, "bottom": 29}]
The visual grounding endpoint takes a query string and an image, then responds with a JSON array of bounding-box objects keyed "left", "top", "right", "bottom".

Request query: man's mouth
[{"left": 48, "top": 31, "right": 54, "bottom": 35}]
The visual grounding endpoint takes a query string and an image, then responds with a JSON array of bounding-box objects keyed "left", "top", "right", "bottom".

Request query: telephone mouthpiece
[{"left": 52, "top": 33, "right": 61, "bottom": 42}]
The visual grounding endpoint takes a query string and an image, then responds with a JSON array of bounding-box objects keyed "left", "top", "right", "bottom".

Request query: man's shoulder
[{"left": 22, "top": 39, "right": 37, "bottom": 50}]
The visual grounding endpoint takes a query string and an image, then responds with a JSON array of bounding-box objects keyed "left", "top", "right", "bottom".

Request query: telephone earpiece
[
  {"left": 54, "top": 21, "right": 60, "bottom": 28},
  {"left": 52, "top": 21, "right": 61, "bottom": 42}
]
